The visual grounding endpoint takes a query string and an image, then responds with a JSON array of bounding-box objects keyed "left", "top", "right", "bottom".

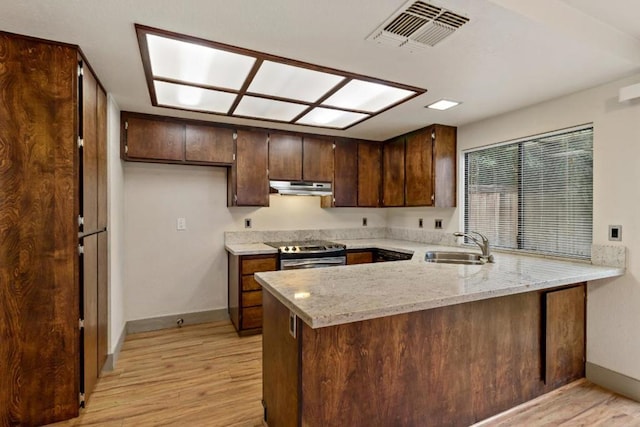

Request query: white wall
[
  {"left": 107, "top": 95, "right": 125, "bottom": 353},
  {"left": 453, "top": 73, "right": 640, "bottom": 381},
  {"left": 386, "top": 207, "right": 458, "bottom": 233},
  {"left": 122, "top": 162, "right": 386, "bottom": 321}
]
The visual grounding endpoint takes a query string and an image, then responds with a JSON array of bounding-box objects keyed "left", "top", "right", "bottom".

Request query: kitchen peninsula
[{"left": 254, "top": 246, "right": 623, "bottom": 426}]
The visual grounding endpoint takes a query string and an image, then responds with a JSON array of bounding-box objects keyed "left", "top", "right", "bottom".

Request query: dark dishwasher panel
[{"left": 375, "top": 249, "right": 413, "bottom": 262}]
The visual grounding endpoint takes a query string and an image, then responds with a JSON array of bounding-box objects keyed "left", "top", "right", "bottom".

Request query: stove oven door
[{"left": 280, "top": 256, "right": 346, "bottom": 270}]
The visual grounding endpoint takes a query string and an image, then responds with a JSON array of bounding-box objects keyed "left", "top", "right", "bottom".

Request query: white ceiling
[{"left": 1, "top": 0, "right": 639, "bottom": 140}]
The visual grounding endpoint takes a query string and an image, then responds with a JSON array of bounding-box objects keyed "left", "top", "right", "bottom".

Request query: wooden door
[
  {"left": 303, "top": 137, "right": 334, "bottom": 182},
  {"left": 358, "top": 142, "right": 382, "bottom": 207},
  {"left": 235, "top": 130, "right": 269, "bottom": 206},
  {"left": 333, "top": 140, "right": 358, "bottom": 207},
  {"left": 96, "top": 86, "right": 108, "bottom": 229},
  {"left": 433, "top": 124, "right": 457, "bottom": 208},
  {"left": 185, "top": 124, "right": 234, "bottom": 164},
  {"left": 268, "top": 133, "right": 302, "bottom": 180},
  {"left": 0, "top": 34, "right": 79, "bottom": 426},
  {"left": 125, "top": 116, "right": 185, "bottom": 161},
  {"left": 405, "top": 129, "right": 433, "bottom": 206},
  {"left": 82, "top": 60, "right": 99, "bottom": 233},
  {"left": 81, "top": 234, "right": 99, "bottom": 405},
  {"left": 382, "top": 137, "right": 405, "bottom": 206}
]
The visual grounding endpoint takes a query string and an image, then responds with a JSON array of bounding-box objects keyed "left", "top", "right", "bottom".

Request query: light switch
[
  {"left": 609, "top": 225, "right": 622, "bottom": 241},
  {"left": 176, "top": 217, "right": 187, "bottom": 231}
]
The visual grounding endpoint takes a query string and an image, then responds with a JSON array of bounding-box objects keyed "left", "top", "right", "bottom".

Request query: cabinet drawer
[
  {"left": 242, "top": 290, "right": 263, "bottom": 307},
  {"left": 242, "top": 306, "right": 262, "bottom": 329},
  {"left": 241, "top": 257, "right": 276, "bottom": 275},
  {"left": 242, "top": 275, "right": 263, "bottom": 292},
  {"left": 347, "top": 251, "right": 373, "bottom": 265}
]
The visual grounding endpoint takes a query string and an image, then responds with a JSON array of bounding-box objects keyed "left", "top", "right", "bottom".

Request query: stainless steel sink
[{"left": 424, "top": 251, "right": 485, "bottom": 265}]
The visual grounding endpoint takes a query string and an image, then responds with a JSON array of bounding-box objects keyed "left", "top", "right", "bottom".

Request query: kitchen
[{"left": 1, "top": 0, "right": 640, "bottom": 426}]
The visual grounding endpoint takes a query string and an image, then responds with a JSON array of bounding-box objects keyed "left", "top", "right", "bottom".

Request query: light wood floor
[{"left": 48, "top": 321, "right": 640, "bottom": 427}]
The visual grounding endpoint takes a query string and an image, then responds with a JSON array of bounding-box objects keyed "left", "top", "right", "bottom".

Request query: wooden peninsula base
[{"left": 262, "top": 284, "right": 585, "bottom": 427}]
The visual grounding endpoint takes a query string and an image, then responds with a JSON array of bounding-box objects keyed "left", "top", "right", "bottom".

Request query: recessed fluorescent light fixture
[
  {"left": 426, "top": 99, "right": 460, "bottom": 110},
  {"left": 136, "top": 24, "right": 426, "bottom": 130}
]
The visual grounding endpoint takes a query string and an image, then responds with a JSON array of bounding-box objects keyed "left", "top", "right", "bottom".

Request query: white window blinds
[{"left": 464, "top": 126, "right": 593, "bottom": 259}]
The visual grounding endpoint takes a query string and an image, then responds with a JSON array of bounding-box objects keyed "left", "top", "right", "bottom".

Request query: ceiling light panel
[
  {"left": 296, "top": 107, "right": 369, "bottom": 128},
  {"left": 322, "top": 80, "right": 416, "bottom": 113},
  {"left": 234, "top": 96, "right": 309, "bottom": 121},
  {"left": 154, "top": 81, "right": 237, "bottom": 113},
  {"left": 427, "top": 99, "right": 460, "bottom": 110},
  {"left": 248, "top": 61, "right": 345, "bottom": 102},
  {"left": 146, "top": 34, "right": 255, "bottom": 90}
]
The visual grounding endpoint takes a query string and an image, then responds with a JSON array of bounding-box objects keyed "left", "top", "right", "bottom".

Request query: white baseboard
[
  {"left": 125, "top": 308, "right": 229, "bottom": 335},
  {"left": 586, "top": 362, "right": 640, "bottom": 402}
]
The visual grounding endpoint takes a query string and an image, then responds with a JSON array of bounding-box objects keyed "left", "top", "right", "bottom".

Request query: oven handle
[{"left": 281, "top": 257, "right": 346, "bottom": 269}]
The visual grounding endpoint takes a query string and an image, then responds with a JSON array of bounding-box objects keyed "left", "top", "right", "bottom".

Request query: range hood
[{"left": 269, "top": 180, "right": 332, "bottom": 196}]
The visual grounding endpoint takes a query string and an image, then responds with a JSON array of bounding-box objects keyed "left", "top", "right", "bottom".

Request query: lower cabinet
[
  {"left": 228, "top": 253, "right": 277, "bottom": 335},
  {"left": 262, "top": 283, "right": 586, "bottom": 426},
  {"left": 346, "top": 250, "right": 374, "bottom": 265}
]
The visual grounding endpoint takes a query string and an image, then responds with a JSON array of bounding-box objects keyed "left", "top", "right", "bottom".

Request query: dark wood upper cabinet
[
  {"left": 382, "top": 137, "right": 405, "bottom": 207},
  {"left": 332, "top": 140, "right": 358, "bottom": 207},
  {"left": 303, "top": 137, "right": 334, "bottom": 182},
  {"left": 268, "top": 133, "right": 302, "bottom": 181},
  {"left": 82, "top": 62, "right": 99, "bottom": 233},
  {"left": 432, "top": 124, "right": 457, "bottom": 208},
  {"left": 384, "top": 124, "right": 456, "bottom": 208},
  {"left": 358, "top": 142, "right": 382, "bottom": 207},
  {"left": 185, "top": 124, "right": 234, "bottom": 164},
  {"left": 96, "top": 87, "right": 108, "bottom": 229},
  {"left": 125, "top": 116, "right": 185, "bottom": 161},
  {"left": 405, "top": 129, "right": 433, "bottom": 206},
  {"left": 229, "top": 129, "right": 269, "bottom": 206}
]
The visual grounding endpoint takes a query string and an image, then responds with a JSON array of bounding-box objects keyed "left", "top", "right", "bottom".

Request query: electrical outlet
[
  {"left": 435, "top": 219, "right": 443, "bottom": 229},
  {"left": 176, "top": 217, "right": 187, "bottom": 231},
  {"left": 362, "top": 217, "right": 368, "bottom": 227},
  {"left": 244, "top": 218, "right": 252, "bottom": 229},
  {"left": 418, "top": 218, "right": 424, "bottom": 228}
]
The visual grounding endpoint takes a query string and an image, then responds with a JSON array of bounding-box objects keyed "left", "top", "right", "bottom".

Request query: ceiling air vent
[{"left": 367, "top": 0, "right": 469, "bottom": 49}]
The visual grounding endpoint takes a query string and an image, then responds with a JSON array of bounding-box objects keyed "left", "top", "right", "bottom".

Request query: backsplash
[
  {"left": 224, "top": 226, "right": 456, "bottom": 245},
  {"left": 591, "top": 244, "right": 626, "bottom": 268}
]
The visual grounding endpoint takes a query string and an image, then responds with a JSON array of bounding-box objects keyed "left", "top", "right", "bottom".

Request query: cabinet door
[
  {"left": 545, "top": 285, "right": 585, "bottom": 387},
  {"left": 125, "top": 116, "right": 185, "bottom": 161},
  {"left": 358, "top": 142, "right": 382, "bottom": 207},
  {"left": 269, "top": 133, "right": 302, "bottom": 181},
  {"left": 433, "top": 124, "right": 457, "bottom": 208},
  {"left": 382, "top": 137, "right": 405, "bottom": 207},
  {"left": 235, "top": 130, "right": 269, "bottom": 206},
  {"left": 97, "top": 232, "right": 108, "bottom": 375},
  {"left": 81, "top": 234, "right": 98, "bottom": 405},
  {"left": 185, "top": 124, "right": 234, "bottom": 164},
  {"left": 405, "top": 129, "right": 433, "bottom": 206},
  {"left": 96, "top": 86, "right": 108, "bottom": 229},
  {"left": 82, "top": 62, "right": 99, "bottom": 233},
  {"left": 333, "top": 140, "right": 358, "bottom": 207},
  {"left": 347, "top": 250, "right": 374, "bottom": 265},
  {"left": 303, "top": 137, "right": 334, "bottom": 182}
]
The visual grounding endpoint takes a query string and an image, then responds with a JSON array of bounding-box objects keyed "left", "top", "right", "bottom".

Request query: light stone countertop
[
  {"left": 253, "top": 242, "right": 624, "bottom": 329},
  {"left": 225, "top": 242, "right": 277, "bottom": 256}
]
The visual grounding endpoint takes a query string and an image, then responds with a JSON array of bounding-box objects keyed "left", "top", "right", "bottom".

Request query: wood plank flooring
[{"left": 47, "top": 321, "right": 640, "bottom": 427}]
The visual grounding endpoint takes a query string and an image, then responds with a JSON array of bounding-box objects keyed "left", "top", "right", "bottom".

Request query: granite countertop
[
  {"left": 225, "top": 242, "right": 277, "bottom": 255},
  {"left": 252, "top": 241, "right": 624, "bottom": 329}
]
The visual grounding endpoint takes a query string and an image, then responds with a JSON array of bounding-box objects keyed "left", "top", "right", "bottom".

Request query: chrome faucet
[{"left": 453, "top": 231, "right": 495, "bottom": 263}]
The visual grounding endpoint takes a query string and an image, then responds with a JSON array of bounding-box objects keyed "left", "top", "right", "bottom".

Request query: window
[{"left": 464, "top": 125, "right": 593, "bottom": 259}]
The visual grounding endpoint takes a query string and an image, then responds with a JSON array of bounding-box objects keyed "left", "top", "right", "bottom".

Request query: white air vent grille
[{"left": 368, "top": 0, "right": 469, "bottom": 48}]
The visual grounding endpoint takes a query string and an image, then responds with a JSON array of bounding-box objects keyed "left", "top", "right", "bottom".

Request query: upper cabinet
[
  {"left": 382, "top": 124, "right": 457, "bottom": 208},
  {"left": 358, "top": 142, "right": 382, "bottom": 207},
  {"left": 121, "top": 113, "right": 234, "bottom": 166},
  {"left": 382, "top": 137, "right": 405, "bottom": 207},
  {"left": 229, "top": 130, "right": 270, "bottom": 207},
  {"left": 331, "top": 140, "right": 358, "bottom": 207},
  {"left": 268, "top": 134, "right": 334, "bottom": 183},
  {"left": 405, "top": 129, "right": 433, "bottom": 206},
  {"left": 185, "top": 125, "right": 234, "bottom": 164},
  {"left": 268, "top": 133, "right": 302, "bottom": 181},
  {"left": 302, "top": 137, "right": 334, "bottom": 182}
]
